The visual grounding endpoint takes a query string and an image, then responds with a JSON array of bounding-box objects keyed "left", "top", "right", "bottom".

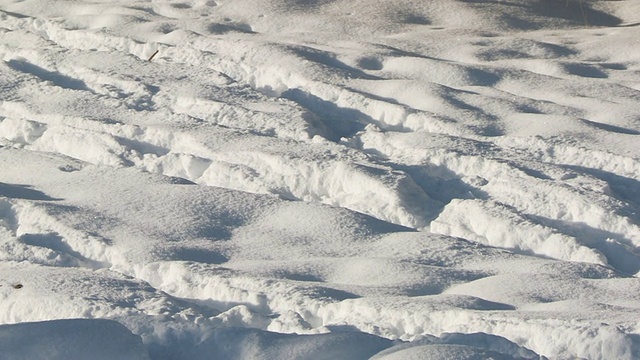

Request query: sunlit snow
[{"left": 1, "top": 0, "right": 639, "bottom": 359}]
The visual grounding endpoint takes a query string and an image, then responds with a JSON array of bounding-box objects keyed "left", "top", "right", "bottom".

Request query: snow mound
[
  {"left": 373, "top": 332, "right": 540, "bottom": 360},
  {"left": 0, "top": 319, "right": 149, "bottom": 360}
]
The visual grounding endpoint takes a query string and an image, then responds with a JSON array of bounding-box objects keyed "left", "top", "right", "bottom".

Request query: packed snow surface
[{"left": 1, "top": 0, "right": 640, "bottom": 359}]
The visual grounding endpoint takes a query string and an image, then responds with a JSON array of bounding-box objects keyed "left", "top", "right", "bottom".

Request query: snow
[
  {"left": 0, "top": 319, "right": 149, "bottom": 360},
  {"left": 0, "top": 0, "right": 639, "bottom": 359}
]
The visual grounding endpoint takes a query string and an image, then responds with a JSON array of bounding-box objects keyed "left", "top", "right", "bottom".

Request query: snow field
[
  {"left": 1, "top": 0, "right": 640, "bottom": 359},
  {"left": 3, "top": 146, "right": 639, "bottom": 358}
]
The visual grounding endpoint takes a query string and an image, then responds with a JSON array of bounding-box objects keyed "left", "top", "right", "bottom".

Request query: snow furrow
[
  {"left": 1, "top": 12, "right": 474, "bottom": 140},
  {"left": 124, "top": 257, "right": 640, "bottom": 360},
  {"left": 0, "top": 198, "right": 111, "bottom": 268},
  {"left": 498, "top": 136, "right": 640, "bottom": 181},
  {"left": 0, "top": 115, "right": 437, "bottom": 228},
  {"left": 357, "top": 130, "right": 640, "bottom": 273}
]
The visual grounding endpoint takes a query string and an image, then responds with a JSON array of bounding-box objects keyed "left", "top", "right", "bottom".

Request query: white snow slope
[{"left": 1, "top": 0, "right": 639, "bottom": 359}]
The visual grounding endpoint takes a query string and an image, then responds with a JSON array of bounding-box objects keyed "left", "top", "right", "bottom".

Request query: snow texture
[{"left": 1, "top": 0, "right": 640, "bottom": 359}]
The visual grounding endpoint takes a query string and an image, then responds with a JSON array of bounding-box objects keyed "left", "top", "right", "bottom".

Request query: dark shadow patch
[
  {"left": 283, "top": 0, "right": 336, "bottom": 11},
  {"left": 356, "top": 56, "right": 383, "bottom": 71},
  {"left": 304, "top": 286, "right": 361, "bottom": 301},
  {"left": 539, "top": 41, "right": 578, "bottom": 57},
  {"left": 146, "top": 84, "right": 160, "bottom": 94},
  {"left": 443, "top": 93, "right": 484, "bottom": 113},
  {"left": 392, "top": 164, "right": 489, "bottom": 208},
  {"left": 324, "top": 324, "right": 362, "bottom": 333},
  {"left": 0, "top": 10, "right": 29, "bottom": 18},
  {"left": 473, "top": 123, "right": 504, "bottom": 137},
  {"left": 170, "top": 248, "right": 229, "bottom": 264},
  {"left": 207, "top": 22, "right": 255, "bottom": 34},
  {"left": 563, "top": 63, "right": 608, "bottom": 78},
  {"left": 599, "top": 62, "right": 627, "bottom": 70},
  {"left": 157, "top": 23, "right": 176, "bottom": 34},
  {"left": 400, "top": 268, "right": 490, "bottom": 297},
  {"left": 19, "top": 232, "right": 106, "bottom": 268},
  {"left": 477, "top": 49, "right": 531, "bottom": 61},
  {"left": 281, "top": 272, "right": 323, "bottom": 282},
  {"left": 57, "top": 165, "right": 81, "bottom": 173},
  {"left": 344, "top": 208, "right": 418, "bottom": 235},
  {"left": 125, "top": 5, "right": 160, "bottom": 16},
  {"left": 288, "top": 46, "right": 382, "bottom": 80},
  {"left": 282, "top": 89, "right": 370, "bottom": 141},
  {"left": 192, "top": 225, "right": 234, "bottom": 242},
  {"left": 165, "top": 176, "right": 197, "bottom": 185},
  {"left": 401, "top": 13, "right": 431, "bottom": 25},
  {"left": 171, "top": 297, "right": 222, "bottom": 318},
  {"left": 6, "top": 59, "right": 91, "bottom": 92},
  {"left": 462, "top": 0, "right": 622, "bottom": 29},
  {"left": 373, "top": 44, "right": 443, "bottom": 62},
  {"left": 344, "top": 86, "right": 412, "bottom": 109},
  {"left": 170, "top": 2, "right": 191, "bottom": 9},
  {"left": 463, "top": 297, "right": 516, "bottom": 311},
  {"left": 515, "top": 104, "right": 544, "bottom": 114},
  {"left": 439, "top": 93, "right": 505, "bottom": 136},
  {"left": 0, "top": 182, "right": 60, "bottom": 201},
  {"left": 537, "top": 0, "right": 623, "bottom": 27},
  {"left": 19, "top": 233, "right": 72, "bottom": 254},
  {"left": 474, "top": 33, "right": 579, "bottom": 61},
  {"left": 39, "top": 203, "right": 115, "bottom": 246},
  {"left": 498, "top": 12, "right": 538, "bottom": 30},
  {"left": 581, "top": 119, "right": 640, "bottom": 135},
  {"left": 467, "top": 68, "right": 501, "bottom": 87},
  {"left": 511, "top": 164, "right": 553, "bottom": 180}
]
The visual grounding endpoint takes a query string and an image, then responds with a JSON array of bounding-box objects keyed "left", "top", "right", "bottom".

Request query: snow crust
[{"left": 1, "top": 0, "right": 640, "bottom": 359}]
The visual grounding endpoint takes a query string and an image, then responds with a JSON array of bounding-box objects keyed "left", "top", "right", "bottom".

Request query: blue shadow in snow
[
  {"left": 6, "top": 59, "right": 91, "bottom": 92},
  {"left": 0, "top": 182, "right": 60, "bottom": 201}
]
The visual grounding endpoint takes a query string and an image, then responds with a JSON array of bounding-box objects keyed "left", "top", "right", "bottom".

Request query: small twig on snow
[{"left": 148, "top": 50, "right": 159, "bottom": 62}]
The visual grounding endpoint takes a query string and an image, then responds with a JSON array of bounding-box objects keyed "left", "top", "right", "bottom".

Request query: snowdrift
[{"left": 1, "top": 0, "right": 639, "bottom": 359}]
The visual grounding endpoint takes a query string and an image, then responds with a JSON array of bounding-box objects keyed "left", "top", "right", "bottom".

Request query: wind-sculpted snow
[{"left": 1, "top": 0, "right": 640, "bottom": 359}]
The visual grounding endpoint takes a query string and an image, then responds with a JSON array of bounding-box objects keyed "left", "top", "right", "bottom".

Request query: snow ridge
[{"left": 1, "top": 1, "right": 640, "bottom": 359}]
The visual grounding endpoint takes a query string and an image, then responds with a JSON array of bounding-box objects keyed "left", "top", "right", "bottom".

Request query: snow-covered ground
[{"left": 1, "top": 0, "right": 639, "bottom": 358}]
